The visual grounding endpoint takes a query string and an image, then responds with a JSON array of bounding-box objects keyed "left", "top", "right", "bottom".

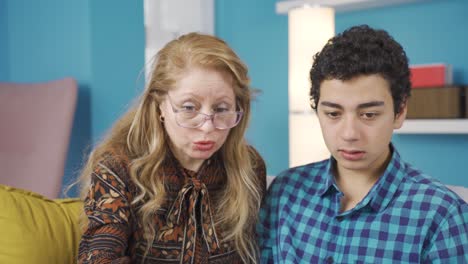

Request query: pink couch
[{"left": 0, "top": 78, "right": 77, "bottom": 198}]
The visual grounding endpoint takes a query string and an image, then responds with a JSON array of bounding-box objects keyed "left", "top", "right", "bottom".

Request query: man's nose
[{"left": 340, "top": 116, "right": 360, "bottom": 141}]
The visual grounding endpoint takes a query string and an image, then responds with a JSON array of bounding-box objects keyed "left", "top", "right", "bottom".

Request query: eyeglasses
[{"left": 166, "top": 95, "right": 243, "bottom": 130}]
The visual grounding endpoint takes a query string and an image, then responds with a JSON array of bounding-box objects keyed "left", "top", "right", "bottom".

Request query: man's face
[{"left": 316, "top": 74, "right": 406, "bottom": 177}]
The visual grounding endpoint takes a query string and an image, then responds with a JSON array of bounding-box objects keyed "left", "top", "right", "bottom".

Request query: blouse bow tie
[{"left": 166, "top": 177, "right": 220, "bottom": 262}]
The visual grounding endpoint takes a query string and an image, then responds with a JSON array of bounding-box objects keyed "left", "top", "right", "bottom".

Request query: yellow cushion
[{"left": 0, "top": 184, "right": 83, "bottom": 264}]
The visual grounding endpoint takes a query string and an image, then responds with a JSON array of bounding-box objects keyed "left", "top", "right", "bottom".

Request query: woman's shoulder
[
  {"left": 93, "top": 148, "right": 132, "bottom": 186},
  {"left": 100, "top": 148, "right": 129, "bottom": 167},
  {"left": 245, "top": 145, "right": 267, "bottom": 192},
  {"left": 246, "top": 145, "right": 266, "bottom": 169},
  {"left": 246, "top": 145, "right": 263, "bottom": 161}
]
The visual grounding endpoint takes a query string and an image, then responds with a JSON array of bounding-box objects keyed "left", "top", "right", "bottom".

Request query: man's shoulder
[
  {"left": 269, "top": 159, "right": 329, "bottom": 194},
  {"left": 399, "top": 161, "right": 467, "bottom": 208}
]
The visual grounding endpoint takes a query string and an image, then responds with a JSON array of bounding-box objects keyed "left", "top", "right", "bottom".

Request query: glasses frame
[{"left": 166, "top": 94, "right": 244, "bottom": 130}]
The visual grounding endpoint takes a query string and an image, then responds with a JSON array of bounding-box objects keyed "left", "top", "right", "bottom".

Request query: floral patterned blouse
[{"left": 78, "top": 147, "right": 266, "bottom": 264}]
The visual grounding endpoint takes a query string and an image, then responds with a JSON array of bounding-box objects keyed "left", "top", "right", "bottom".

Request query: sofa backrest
[
  {"left": 0, "top": 184, "right": 82, "bottom": 264},
  {"left": 0, "top": 78, "right": 77, "bottom": 198}
]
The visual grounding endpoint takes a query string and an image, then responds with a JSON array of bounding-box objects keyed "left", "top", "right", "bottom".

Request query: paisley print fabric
[{"left": 78, "top": 148, "right": 266, "bottom": 264}]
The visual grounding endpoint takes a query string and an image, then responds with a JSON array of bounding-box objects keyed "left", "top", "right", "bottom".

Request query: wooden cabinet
[
  {"left": 397, "top": 86, "right": 468, "bottom": 134},
  {"left": 406, "top": 86, "right": 466, "bottom": 119}
]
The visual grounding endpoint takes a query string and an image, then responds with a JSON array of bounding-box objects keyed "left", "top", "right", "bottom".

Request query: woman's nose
[{"left": 198, "top": 114, "right": 216, "bottom": 131}]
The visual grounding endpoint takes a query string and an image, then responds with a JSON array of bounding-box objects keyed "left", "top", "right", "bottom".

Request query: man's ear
[{"left": 394, "top": 101, "right": 407, "bottom": 129}]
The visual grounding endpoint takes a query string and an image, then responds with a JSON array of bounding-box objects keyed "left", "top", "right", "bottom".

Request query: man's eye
[
  {"left": 326, "top": 112, "right": 340, "bottom": 119},
  {"left": 361, "top": 112, "right": 378, "bottom": 119}
]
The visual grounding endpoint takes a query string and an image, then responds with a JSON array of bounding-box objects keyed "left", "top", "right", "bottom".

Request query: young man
[{"left": 258, "top": 25, "right": 468, "bottom": 263}]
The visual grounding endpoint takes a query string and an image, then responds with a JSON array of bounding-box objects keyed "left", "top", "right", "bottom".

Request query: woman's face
[{"left": 159, "top": 67, "right": 237, "bottom": 171}]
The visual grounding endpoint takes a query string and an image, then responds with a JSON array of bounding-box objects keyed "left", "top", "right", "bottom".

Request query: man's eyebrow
[
  {"left": 320, "top": 101, "right": 343, "bottom": 109},
  {"left": 357, "top": 101, "right": 384, "bottom": 109},
  {"left": 320, "top": 101, "right": 385, "bottom": 109}
]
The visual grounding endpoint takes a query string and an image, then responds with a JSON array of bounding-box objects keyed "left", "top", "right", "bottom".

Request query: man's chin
[{"left": 335, "top": 158, "right": 368, "bottom": 171}]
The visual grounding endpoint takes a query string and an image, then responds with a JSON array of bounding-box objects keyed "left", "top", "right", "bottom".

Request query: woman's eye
[
  {"left": 181, "top": 105, "right": 196, "bottom": 112},
  {"left": 214, "top": 107, "right": 230, "bottom": 113}
]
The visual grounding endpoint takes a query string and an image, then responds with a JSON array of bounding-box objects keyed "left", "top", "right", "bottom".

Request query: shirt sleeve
[
  {"left": 257, "top": 175, "right": 283, "bottom": 264},
  {"left": 423, "top": 202, "right": 468, "bottom": 263},
  {"left": 78, "top": 158, "right": 134, "bottom": 264}
]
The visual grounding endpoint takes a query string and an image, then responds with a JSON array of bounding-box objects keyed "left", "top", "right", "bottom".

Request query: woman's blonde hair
[{"left": 78, "top": 32, "right": 262, "bottom": 263}]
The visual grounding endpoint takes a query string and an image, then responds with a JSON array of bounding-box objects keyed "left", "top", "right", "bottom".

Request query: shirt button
[
  {"left": 326, "top": 256, "right": 334, "bottom": 263},
  {"left": 336, "top": 216, "right": 343, "bottom": 222}
]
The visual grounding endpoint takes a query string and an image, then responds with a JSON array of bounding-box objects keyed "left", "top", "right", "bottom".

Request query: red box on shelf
[{"left": 410, "top": 63, "right": 452, "bottom": 88}]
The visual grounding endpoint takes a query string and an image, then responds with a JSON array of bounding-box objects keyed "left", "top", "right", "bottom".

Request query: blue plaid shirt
[{"left": 258, "top": 146, "right": 468, "bottom": 263}]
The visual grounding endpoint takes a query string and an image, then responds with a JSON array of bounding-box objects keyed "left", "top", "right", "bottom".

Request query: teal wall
[
  {"left": 216, "top": 0, "right": 468, "bottom": 187},
  {"left": 216, "top": 0, "right": 289, "bottom": 177},
  {"left": 0, "top": 0, "right": 9, "bottom": 80},
  {"left": 334, "top": 0, "right": 468, "bottom": 187},
  {"left": 1, "top": 0, "right": 145, "bottom": 196},
  {"left": 335, "top": 0, "right": 468, "bottom": 84},
  {"left": 1, "top": 0, "right": 467, "bottom": 195},
  {"left": 89, "top": 1, "right": 145, "bottom": 140}
]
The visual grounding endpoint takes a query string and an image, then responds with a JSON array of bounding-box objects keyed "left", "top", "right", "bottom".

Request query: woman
[{"left": 77, "top": 33, "right": 266, "bottom": 263}]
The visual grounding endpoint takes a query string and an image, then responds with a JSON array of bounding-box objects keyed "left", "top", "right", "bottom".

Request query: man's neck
[
  {"left": 334, "top": 156, "right": 392, "bottom": 212},
  {"left": 333, "top": 146, "right": 394, "bottom": 212},
  {"left": 335, "top": 169, "right": 381, "bottom": 212}
]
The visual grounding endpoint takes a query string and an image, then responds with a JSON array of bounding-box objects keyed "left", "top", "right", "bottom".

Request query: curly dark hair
[{"left": 309, "top": 25, "right": 411, "bottom": 115}]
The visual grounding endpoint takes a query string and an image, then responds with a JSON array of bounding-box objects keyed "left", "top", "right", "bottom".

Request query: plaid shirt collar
[{"left": 318, "top": 143, "right": 406, "bottom": 213}]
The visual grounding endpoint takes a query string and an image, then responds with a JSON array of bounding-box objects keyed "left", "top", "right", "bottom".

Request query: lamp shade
[
  {"left": 288, "top": 6, "right": 334, "bottom": 112},
  {"left": 288, "top": 6, "right": 334, "bottom": 166}
]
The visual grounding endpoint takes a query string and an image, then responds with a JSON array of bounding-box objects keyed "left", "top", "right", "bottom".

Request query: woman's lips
[
  {"left": 193, "top": 141, "right": 215, "bottom": 151},
  {"left": 339, "top": 149, "right": 365, "bottom": 161}
]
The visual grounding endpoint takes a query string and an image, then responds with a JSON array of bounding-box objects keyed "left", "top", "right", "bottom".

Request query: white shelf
[
  {"left": 395, "top": 119, "right": 468, "bottom": 134},
  {"left": 276, "top": 0, "right": 431, "bottom": 14}
]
